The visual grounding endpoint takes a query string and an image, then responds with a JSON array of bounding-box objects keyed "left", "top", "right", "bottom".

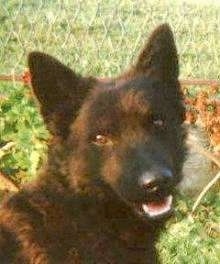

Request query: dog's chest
[{"left": 42, "top": 197, "right": 155, "bottom": 263}]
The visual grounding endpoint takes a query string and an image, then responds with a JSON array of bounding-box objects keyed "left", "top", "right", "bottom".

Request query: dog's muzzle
[{"left": 136, "top": 168, "right": 174, "bottom": 219}]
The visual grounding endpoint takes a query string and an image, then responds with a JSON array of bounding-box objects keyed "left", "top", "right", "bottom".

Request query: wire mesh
[{"left": 1, "top": 0, "right": 220, "bottom": 78}]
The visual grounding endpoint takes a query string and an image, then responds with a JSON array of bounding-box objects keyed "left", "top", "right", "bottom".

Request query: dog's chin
[{"left": 134, "top": 195, "right": 173, "bottom": 221}]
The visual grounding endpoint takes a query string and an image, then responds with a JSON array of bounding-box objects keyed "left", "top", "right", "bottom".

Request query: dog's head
[{"left": 29, "top": 24, "right": 186, "bottom": 220}]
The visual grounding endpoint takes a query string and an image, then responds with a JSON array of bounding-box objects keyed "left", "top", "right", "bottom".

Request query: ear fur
[
  {"left": 28, "top": 52, "right": 94, "bottom": 137},
  {"left": 135, "top": 24, "right": 179, "bottom": 80}
]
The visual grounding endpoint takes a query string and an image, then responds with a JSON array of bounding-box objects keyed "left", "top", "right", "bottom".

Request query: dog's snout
[{"left": 140, "top": 168, "right": 174, "bottom": 192}]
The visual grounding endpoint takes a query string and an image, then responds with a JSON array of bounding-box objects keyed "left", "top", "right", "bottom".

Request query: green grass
[{"left": 0, "top": 0, "right": 219, "bottom": 263}]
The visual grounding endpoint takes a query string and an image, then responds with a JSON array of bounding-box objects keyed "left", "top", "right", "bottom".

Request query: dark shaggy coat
[{"left": 0, "top": 24, "right": 186, "bottom": 264}]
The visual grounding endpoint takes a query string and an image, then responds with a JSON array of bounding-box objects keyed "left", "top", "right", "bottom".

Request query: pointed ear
[
  {"left": 28, "top": 52, "right": 94, "bottom": 137},
  {"left": 135, "top": 24, "right": 179, "bottom": 80}
]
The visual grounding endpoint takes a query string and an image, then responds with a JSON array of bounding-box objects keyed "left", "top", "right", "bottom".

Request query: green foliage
[
  {"left": 0, "top": 83, "right": 48, "bottom": 183},
  {"left": 157, "top": 193, "right": 220, "bottom": 263},
  {"left": 0, "top": 0, "right": 219, "bottom": 263}
]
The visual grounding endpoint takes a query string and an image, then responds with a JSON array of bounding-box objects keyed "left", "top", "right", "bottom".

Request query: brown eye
[
  {"left": 93, "top": 135, "right": 113, "bottom": 146},
  {"left": 153, "top": 119, "right": 164, "bottom": 127}
]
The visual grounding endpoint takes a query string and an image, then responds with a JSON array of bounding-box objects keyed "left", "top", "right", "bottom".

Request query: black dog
[{"left": 0, "top": 24, "right": 186, "bottom": 263}]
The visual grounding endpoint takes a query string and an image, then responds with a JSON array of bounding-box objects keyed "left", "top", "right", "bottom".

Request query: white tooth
[
  {"left": 166, "top": 195, "right": 173, "bottom": 207},
  {"left": 142, "top": 204, "right": 149, "bottom": 214},
  {"left": 168, "top": 195, "right": 173, "bottom": 204}
]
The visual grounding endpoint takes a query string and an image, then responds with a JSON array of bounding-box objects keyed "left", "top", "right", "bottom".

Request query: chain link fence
[{"left": 1, "top": 0, "right": 220, "bottom": 78}]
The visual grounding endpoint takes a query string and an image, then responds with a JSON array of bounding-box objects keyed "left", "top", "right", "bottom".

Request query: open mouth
[{"left": 138, "top": 195, "right": 173, "bottom": 219}]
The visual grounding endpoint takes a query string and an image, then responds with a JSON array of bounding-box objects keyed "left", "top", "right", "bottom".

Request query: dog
[{"left": 0, "top": 24, "right": 186, "bottom": 263}]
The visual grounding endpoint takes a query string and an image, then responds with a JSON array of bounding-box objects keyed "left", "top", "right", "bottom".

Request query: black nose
[{"left": 140, "top": 168, "right": 174, "bottom": 192}]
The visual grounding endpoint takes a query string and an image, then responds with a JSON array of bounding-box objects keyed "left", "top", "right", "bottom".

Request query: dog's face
[{"left": 28, "top": 24, "right": 186, "bottom": 220}]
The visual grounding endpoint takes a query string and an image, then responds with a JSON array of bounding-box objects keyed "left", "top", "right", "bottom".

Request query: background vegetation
[{"left": 0, "top": 0, "right": 219, "bottom": 263}]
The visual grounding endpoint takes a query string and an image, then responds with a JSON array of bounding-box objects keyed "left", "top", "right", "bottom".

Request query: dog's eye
[
  {"left": 151, "top": 115, "right": 165, "bottom": 127},
  {"left": 93, "top": 135, "right": 113, "bottom": 146},
  {"left": 153, "top": 119, "right": 164, "bottom": 127}
]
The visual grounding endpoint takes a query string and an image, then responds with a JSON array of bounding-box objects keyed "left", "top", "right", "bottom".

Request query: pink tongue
[
  {"left": 142, "top": 195, "right": 173, "bottom": 216},
  {"left": 147, "top": 199, "right": 167, "bottom": 211}
]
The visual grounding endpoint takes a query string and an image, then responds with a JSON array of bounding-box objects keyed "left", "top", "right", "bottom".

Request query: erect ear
[
  {"left": 28, "top": 52, "right": 94, "bottom": 137},
  {"left": 135, "top": 24, "right": 179, "bottom": 80}
]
